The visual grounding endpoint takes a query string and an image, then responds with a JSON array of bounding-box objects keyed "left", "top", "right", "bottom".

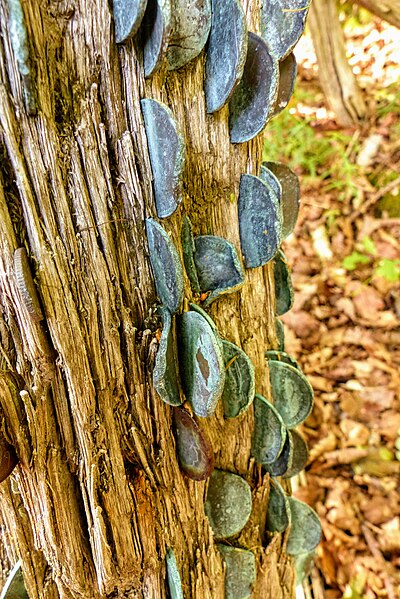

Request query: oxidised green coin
[
  {"left": 238, "top": 174, "right": 282, "bottom": 268},
  {"left": 0, "top": 560, "right": 28, "bottom": 599},
  {"left": 274, "top": 249, "right": 294, "bottom": 316},
  {"left": 181, "top": 216, "right": 200, "bottom": 294},
  {"left": 259, "top": 164, "right": 282, "bottom": 201},
  {"left": 205, "top": 0, "right": 248, "bottom": 113},
  {"left": 141, "top": 0, "right": 171, "bottom": 77},
  {"left": 141, "top": 99, "right": 185, "bottom": 218},
  {"left": 189, "top": 303, "right": 218, "bottom": 333},
  {"left": 263, "top": 161, "right": 300, "bottom": 239},
  {"left": 287, "top": 497, "right": 322, "bottom": 556},
  {"left": 275, "top": 318, "right": 285, "bottom": 351},
  {"left": 113, "top": 0, "right": 148, "bottom": 43},
  {"left": 265, "top": 350, "right": 300, "bottom": 370},
  {"left": 295, "top": 551, "right": 316, "bottom": 583},
  {"left": 205, "top": 470, "right": 252, "bottom": 538},
  {"left": 271, "top": 52, "right": 297, "bottom": 118},
  {"left": 260, "top": 0, "right": 310, "bottom": 61},
  {"left": 179, "top": 310, "right": 225, "bottom": 417},
  {"left": 145, "top": 218, "right": 184, "bottom": 313},
  {"left": 229, "top": 32, "right": 279, "bottom": 143},
  {"left": 167, "top": 0, "right": 211, "bottom": 70},
  {"left": 252, "top": 394, "right": 286, "bottom": 465},
  {"left": 217, "top": 545, "right": 256, "bottom": 599},
  {"left": 193, "top": 236, "right": 245, "bottom": 305},
  {"left": 269, "top": 361, "right": 313, "bottom": 428},
  {"left": 266, "top": 429, "right": 293, "bottom": 477},
  {"left": 283, "top": 429, "right": 308, "bottom": 479},
  {"left": 173, "top": 407, "right": 214, "bottom": 480},
  {"left": 153, "top": 309, "right": 182, "bottom": 406},
  {"left": 266, "top": 480, "right": 291, "bottom": 533},
  {"left": 165, "top": 548, "right": 184, "bottom": 599},
  {"left": 221, "top": 340, "right": 255, "bottom": 418}
]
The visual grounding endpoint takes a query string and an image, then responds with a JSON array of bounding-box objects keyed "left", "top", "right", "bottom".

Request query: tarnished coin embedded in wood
[
  {"left": 287, "top": 497, "right": 322, "bottom": 556},
  {"left": 269, "top": 360, "right": 314, "bottom": 428},
  {"left": 221, "top": 340, "right": 255, "bottom": 419},
  {"left": 145, "top": 218, "right": 184, "bottom": 314},
  {"left": 113, "top": 0, "right": 148, "bottom": 43},
  {"left": 260, "top": 0, "right": 310, "bottom": 61},
  {"left": 267, "top": 428, "right": 307, "bottom": 478},
  {"left": 251, "top": 394, "right": 286, "bottom": 465},
  {"left": 153, "top": 309, "right": 182, "bottom": 406},
  {"left": 141, "top": 0, "right": 171, "bottom": 77},
  {"left": 193, "top": 236, "right": 245, "bottom": 305},
  {"left": 178, "top": 310, "right": 225, "bottom": 417},
  {"left": 273, "top": 249, "right": 294, "bottom": 316},
  {"left": 141, "top": 99, "right": 185, "bottom": 218},
  {"left": 229, "top": 32, "right": 279, "bottom": 143},
  {"left": 263, "top": 161, "right": 300, "bottom": 239},
  {"left": 166, "top": 0, "right": 211, "bottom": 70},
  {"left": 271, "top": 52, "right": 297, "bottom": 118},
  {"left": 181, "top": 216, "right": 201, "bottom": 294},
  {"left": 0, "top": 560, "right": 27, "bottom": 599},
  {"left": 295, "top": 551, "right": 317, "bottom": 584},
  {"left": 173, "top": 407, "right": 214, "bottom": 480},
  {"left": 188, "top": 302, "right": 218, "bottom": 333},
  {"left": 204, "top": 0, "right": 248, "bottom": 113},
  {"left": 275, "top": 318, "right": 285, "bottom": 351},
  {"left": 265, "top": 350, "right": 300, "bottom": 370},
  {"left": 0, "top": 434, "right": 18, "bottom": 483},
  {"left": 284, "top": 429, "right": 308, "bottom": 478},
  {"left": 238, "top": 174, "right": 282, "bottom": 268},
  {"left": 205, "top": 470, "right": 252, "bottom": 538},
  {"left": 259, "top": 164, "right": 282, "bottom": 201},
  {"left": 166, "top": 548, "right": 184, "bottom": 599},
  {"left": 266, "top": 480, "right": 291, "bottom": 533},
  {"left": 14, "top": 247, "right": 44, "bottom": 322},
  {"left": 217, "top": 545, "right": 256, "bottom": 599}
]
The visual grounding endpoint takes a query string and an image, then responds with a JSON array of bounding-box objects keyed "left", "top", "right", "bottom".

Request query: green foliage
[{"left": 343, "top": 237, "right": 400, "bottom": 282}]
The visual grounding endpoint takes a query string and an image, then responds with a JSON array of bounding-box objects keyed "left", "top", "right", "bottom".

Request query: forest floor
[{"left": 263, "top": 12, "right": 400, "bottom": 599}]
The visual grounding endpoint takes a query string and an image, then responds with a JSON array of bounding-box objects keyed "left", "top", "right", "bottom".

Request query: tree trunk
[
  {"left": 0, "top": 1, "right": 295, "bottom": 597},
  {"left": 308, "top": 0, "right": 367, "bottom": 126},
  {"left": 354, "top": 0, "right": 400, "bottom": 29}
]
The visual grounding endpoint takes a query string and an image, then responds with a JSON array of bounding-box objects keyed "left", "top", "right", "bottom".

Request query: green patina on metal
[
  {"left": 271, "top": 52, "right": 297, "bottom": 118},
  {"left": 153, "top": 309, "right": 182, "bottom": 406},
  {"left": 263, "top": 161, "right": 300, "bottom": 239},
  {"left": 167, "top": 0, "right": 211, "bottom": 70},
  {"left": 265, "top": 350, "right": 300, "bottom": 370},
  {"left": 113, "top": 0, "right": 148, "bottom": 43},
  {"left": 217, "top": 545, "right": 256, "bottom": 599},
  {"left": 275, "top": 318, "right": 285, "bottom": 351},
  {"left": 205, "top": 470, "right": 252, "bottom": 539},
  {"left": 221, "top": 340, "right": 255, "bottom": 419},
  {"left": 146, "top": 218, "right": 184, "bottom": 313},
  {"left": 193, "top": 235, "right": 245, "bottom": 305},
  {"left": 205, "top": 0, "right": 248, "bottom": 113},
  {"left": 229, "top": 32, "right": 279, "bottom": 143},
  {"left": 269, "top": 360, "right": 314, "bottom": 428},
  {"left": 251, "top": 394, "right": 286, "bottom": 465},
  {"left": 165, "top": 548, "right": 184, "bottom": 599},
  {"left": 265, "top": 480, "right": 291, "bottom": 533},
  {"left": 260, "top": 0, "right": 310, "bottom": 61},
  {"left": 141, "top": 0, "right": 171, "bottom": 77},
  {"left": 287, "top": 497, "right": 322, "bottom": 556},
  {"left": 141, "top": 99, "right": 185, "bottom": 218},
  {"left": 238, "top": 174, "right": 282, "bottom": 268},
  {"left": 273, "top": 249, "right": 294, "bottom": 316},
  {"left": 179, "top": 310, "right": 225, "bottom": 417}
]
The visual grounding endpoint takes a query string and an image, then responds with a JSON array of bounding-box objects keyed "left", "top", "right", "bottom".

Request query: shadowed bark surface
[{"left": 0, "top": 1, "right": 295, "bottom": 597}]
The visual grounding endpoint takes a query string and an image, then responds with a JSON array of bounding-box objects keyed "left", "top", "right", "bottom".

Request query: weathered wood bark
[
  {"left": 354, "top": 0, "right": 400, "bottom": 29},
  {"left": 0, "top": 1, "right": 295, "bottom": 598},
  {"left": 309, "top": 0, "right": 367, "bottom": 126}
]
